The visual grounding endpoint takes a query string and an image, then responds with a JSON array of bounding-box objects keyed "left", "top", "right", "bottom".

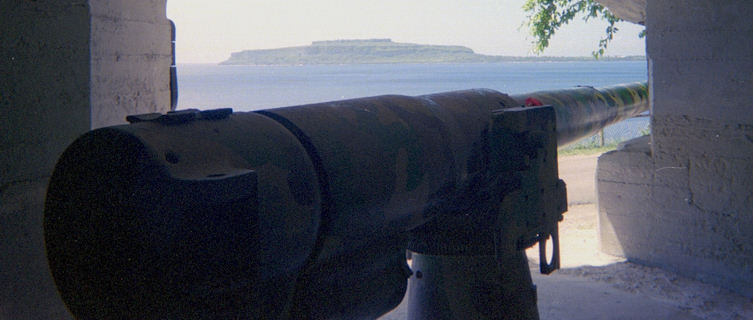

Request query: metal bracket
[
  {"left": 126, "top": 108, "right": 233, "bottom": 125},
  {"left": 491, "top": 105, "right": 567, "bottom": 275},
  {"left": 538, "top": 225, "right": 560, "bottom": 274}
]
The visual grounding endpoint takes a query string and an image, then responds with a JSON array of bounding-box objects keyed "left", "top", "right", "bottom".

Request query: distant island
[{"left": 220, "top": 39, "right": 645, "bottom": 65}]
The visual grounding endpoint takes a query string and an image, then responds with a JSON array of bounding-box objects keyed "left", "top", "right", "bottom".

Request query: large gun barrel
[
  {"left": 511, "top": 82, "right": 649, "bottom": 146},
  {"left": 44, "top": 82, "right": 647, "bottom": 319}
]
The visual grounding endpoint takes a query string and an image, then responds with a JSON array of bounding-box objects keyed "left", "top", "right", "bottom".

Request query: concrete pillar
[
  {"left": 598, "top": 0, "right": 753, "bottom": 297},
  {"left": 0, "top": 1, "right": 171, "bottom": 318},
  {"left": 90, "top": 0, "right": 172, "bottom": 128}
]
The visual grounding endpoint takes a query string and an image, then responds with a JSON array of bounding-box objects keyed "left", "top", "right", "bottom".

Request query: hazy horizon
[{"left": 167, "top": 0, "right": 646, "bottom": 64}]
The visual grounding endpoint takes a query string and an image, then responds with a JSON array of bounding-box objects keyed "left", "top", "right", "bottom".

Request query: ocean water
[{"left": 175, "top": 61, "right": 649, "bottom": 145}]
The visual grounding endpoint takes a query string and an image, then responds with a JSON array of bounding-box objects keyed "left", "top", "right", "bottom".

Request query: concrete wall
[
  {"left": 90, "top": 0, "right": 172, "bottom": 128},
  {"left": 1, "top": 2, "right": 90, "bottom": 318},
  {"left": 596, "top": 0, "right": 646, "bottom": 24},
  {"left": 0, "top": 1, "right": 171, "bottom": 318},
  {"left": 598, "top": 0, "right": 753, "bottom": 297}
]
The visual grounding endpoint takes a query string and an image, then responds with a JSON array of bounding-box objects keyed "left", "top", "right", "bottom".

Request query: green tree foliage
[{"left": 523, "top": 0, "right": 643, "bottom": 58}]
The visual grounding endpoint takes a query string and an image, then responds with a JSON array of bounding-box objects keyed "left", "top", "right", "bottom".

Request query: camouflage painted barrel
[
  {"left": 511, "top": 82, "right": 649, "bottom": 146},
  {"left": 44, "top": 82, "right": 648, "bottom": 319},
  {"left": 44, "top": 90, "right": 522, "bottom": 319},
  {"left": 259, "top": 90, "right": 520, "bottom": 257}
]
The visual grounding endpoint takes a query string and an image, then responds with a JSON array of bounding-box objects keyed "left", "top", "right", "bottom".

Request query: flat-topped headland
[{"left": 220, "top": 39, "right": 644, "bottom": 65}]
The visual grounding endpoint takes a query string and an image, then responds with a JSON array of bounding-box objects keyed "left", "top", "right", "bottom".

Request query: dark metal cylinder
[
  {"left": 261, "top": 90, "right": 520, "bottom": 257},
  {"left": 43, "top": 81, "right": 647, "bottom": 319},
  {"left": 44, "top": 111, "right": 322, "bottom": 319},
  {"left": 511, "top": 82, "right": 649, "bottom": 147},
  {"left": 407, "top": 251, "right": 539, "bottom": 320}
]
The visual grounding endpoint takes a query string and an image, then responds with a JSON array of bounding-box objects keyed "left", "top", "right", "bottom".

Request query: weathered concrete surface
[
  {"left": 0, "top": 2, "right": 90, "bottom": 318},
  {"left": 1, "top": 1, "right": 171, "bottom": 318},
  {"left": 597, "top": 136, "right": 652, "bottom": 258},
  {"left": 601, "top": 131, "right": 753, "bottom": 297},
  {"left": 90, "top": 0, "right": 172, "bottom": 128},
  {"left": 598, "top": 0, "right": 753, "bottom": 298},
  {"left": 596, "top": 0, "right": 646, "bottom": 25},
  {"left": 0, "top": 0, "right": 91, "bottom": 188},
  {"left": 0, "top": 180, "right": 71, "bottom": 319}
]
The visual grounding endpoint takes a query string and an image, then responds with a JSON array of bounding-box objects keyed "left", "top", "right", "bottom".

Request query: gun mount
[{"left": 44, "top": 82, "right": 648, "bottom": 319}]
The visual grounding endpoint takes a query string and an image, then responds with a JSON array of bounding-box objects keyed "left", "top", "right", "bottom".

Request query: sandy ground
[
  {"left": 379, "top": 154, "right": 753, "bottom": 319},
  {"left": 529, "top": 203, "right": 753, "bottom": 320},
  {"left": 557, "top": 155, "right": 599, "bottom": 205}
]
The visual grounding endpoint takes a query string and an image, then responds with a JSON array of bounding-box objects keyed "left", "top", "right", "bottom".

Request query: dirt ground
[
  {"left": 557, "top": 154, "right": 599, "bottom": 205},
  {"left": 528, "top": 203, "right": 753, "bottom": 320},
  {"left": 379, "top": 154, "right": 753, "bottom": 319}
]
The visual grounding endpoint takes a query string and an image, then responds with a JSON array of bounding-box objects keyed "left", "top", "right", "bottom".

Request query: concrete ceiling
[{"left": 596, "top": 0, "right": 646, "bottom": 25}]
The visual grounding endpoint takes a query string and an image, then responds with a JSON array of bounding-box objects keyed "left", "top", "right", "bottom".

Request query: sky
[{"left": 167, "top": 0, "right": 646, "bottom": 64}]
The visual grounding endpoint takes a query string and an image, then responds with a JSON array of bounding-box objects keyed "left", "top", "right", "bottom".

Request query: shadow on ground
[{"left": 378, "top": 155, "right": 753, "bottom": 319}]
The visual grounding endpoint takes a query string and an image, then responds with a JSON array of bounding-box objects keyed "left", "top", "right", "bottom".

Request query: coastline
[
  {"left": 218, "top": 56, "right": 647, "bottom": 66},
  {"left": 219, "top": 39, "right": 645, "bottom": 66}
]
